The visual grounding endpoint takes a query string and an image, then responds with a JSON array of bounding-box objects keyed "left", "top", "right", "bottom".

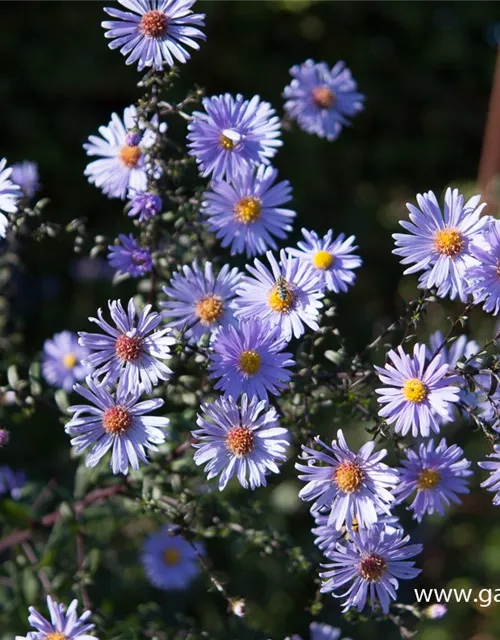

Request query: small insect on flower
[
  {"left": 0, "top": 157, "right": 21, "bottom": 239},
  {"left": 141, "top": 525, "right": 203, "bottom": 590},
  {"left": 15, "top": 595, "right": 97, "bottom": 640},
  {"left": 42, "top": 331, "right": 90, "bottom": 393}
]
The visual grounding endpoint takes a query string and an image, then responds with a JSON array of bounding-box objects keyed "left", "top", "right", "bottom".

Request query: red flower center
[
  {"left": 139, "top": 10, "right": 168, "bottom": 39},
  {"left": 226, "top": 426, "right": 254, "bottom": 456},
  {"left": 102, "top": 406, "right": 132, "bottom": 435},
  {"left": 115, "top": 334, "right": 143, "bottom": 361},
  {"left": 312, "top": 86, "right": 336, "bottom": 109},
  {"left": 359, "top": 553, "right": 387, "bottom": 582}
]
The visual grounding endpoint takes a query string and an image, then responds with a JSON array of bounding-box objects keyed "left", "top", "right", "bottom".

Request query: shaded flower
[
  {"left": 478, "top": 445, "right": 500, "bottom": 505},
  {"left": 10, "top": 161, "right": 40, "bottom": 199},
  {"left": 141, "top": 525, "right": 203, "bottom": 590},
  {"left": 161, "top": 261, "right": 241, "bottom": 344},
  {"left": 15, "top": 596, "right": 96, "bottom": 640},
  {"left": 312, "top": 511, "right": 399, "bottom": 554},
  {"left": 187, "top": 94, "right": 282, "bottom": 181},
  {"left": 375, "top": 343, "right": 460, "bottom": 438},
  {"left": 287, "top": 228, "right": 361, "bottom": 293},
  {"left": 285, "top": 622, "right": 351, "bottom": 640},
  {"left": 424, "top": 604, "right": 448, "bottom": 620},
  {"left": 84, "top": 105, "right": 162, "bottom": 199},
  {"left": 394, "top": 438, "right": 472, "bottom": 522},
  {"left": 0, "top": 466, "right": 27, "bottom": 500},
  {"left": 235, "top": 249, "right": 323, "bottom": 342},
  {"left": 0, "top": 157, "right": 21, "bottom": 238},
  {"left": 127, "top": 189, "right": 162, "bottom": 222},
  {"left": 0, "top": 429, "right": 9, "bottom": 448},
  {"left": 393, "top": 188, "right": 487, "bottom": 302},
  {"left": 320, "top": 524, "right": 422, "bottom": 613},
  {"left": 102, "top": 0, "right": 205, "bottom": 71},
  {"left": 65, "top": 375, "right": 169, "bottom": 475},
  {"left": 208, "top": 319, "right": 294, "bottom": 400},
  {"left": 79, "top": 299, "right": 174, "bottom": 394},
  {"left": 427, "top": 330, "right": 480, "bottom": 372},
  {"left": 193, "top": 394, "right": 290, "bottom": 490},
  {"left": 466, "top": 218, "right": 500, "bottom": 315},
  {"left": 296, "top": 430, "right": 398, "bottom": 530},
  {"left": 283, "top": 59, "right": 364, "bottom": 141},
  {"left": 201, "top": 164, "right": 295, "bottom": 257},
  {"left": 42, "top": 331, "right": 90, "bottom": 393},
  {"left": 107, "top": 233, "right": 153, "bottom": 277}
]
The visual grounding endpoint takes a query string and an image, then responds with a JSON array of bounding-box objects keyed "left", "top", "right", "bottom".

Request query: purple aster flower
[
  {"left": 375, "top": 343, "right": 460, "bottom": 438},
  {"left": 427, "top": 330, "right": 480, "bottom": 372},
  {"left": 393, "top": 188, "right": 487, "bottom": 302},
  {"left": 141, "top": 525, "right": 203, "bottom": 590},
  {"left": 84, "top": 105, "right": 162, "bottom": 200},
  {"left": 393, "top": 438, "right": 472, "bottom": 522},
  {"left": 295, "top": 430, "right": 398, "bottom": 530},
  {"left": 161, "top": 261, "right": 241, "bottom": 344},
  {"left": 15, "top": 596, "right": 96, "bottom": 640},
  {"left": 466, "top": 218, "right": 500, "bottom": 315},
  {"left": 79, "top": 299, "right": 174, "bottom": 394},
  {"left": 187, "top": 94, "right": 282, "bottom": 181},
  {"left": 102, "top": 0, "right": 205, "bottom": 71},
  {"left": 235, "top": 249, "right": 323, "bottom": 342},
  {"left": 192, "top": 394, "right": 290, "bottom": 490},
  {"left": 208, "top": 320, "right": 295, "bottom": 400},
  {"left": 0, "top": 466, "right": 27, "bottom": 500},
  {"left": 478, "top": 445, "right": 500, "bottom": 505},
  {"left": 285, "top": 622, "right": 351, "bottom": 640},
  {"left": 65, "top": 375, "right": 169, "bottom": 475},
  {"left": 283, "top": 59, "right": 364, "bottom": 141},
  {"left": 42, "top": 331, "right": 90, "bottom": 393},
  {"left": 107, "top": 233, "right": 153, "bottom": 277},
  {"left": 201, "top": 164, "right": 296, "bottom": 257},
  {"left": 0, "top": 158, "right": 21, "bottom": 238},
  {"left": 287, "top": 228, "right": 362, "bottom": 293},
  {"left": 10, "top": 161, "right": 40, "bottom": 199},
  {"left": 127, "top": 188, "right": 162, "bottom": 222},
  {"left": 320, "top": 524, "right": 422, "bottom": 614}
]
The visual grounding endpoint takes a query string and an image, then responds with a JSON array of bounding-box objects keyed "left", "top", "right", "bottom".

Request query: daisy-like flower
[
  {"left": 102, "top": 0, "right": 205, "bottom": 71},
  {"left": 192, "top": 394, "right": 290, "bottom": 490},
  {"left": 287, "top": 228, "right": 362, "bottom": 293},
  {"left": 141, "top": 525, "right": 203, "bottom": 590},
  {"left": 0, "top": 158, "right": 21, "bottom": 238},
  {"left": 235, "top": 250, "right": 323, "bottom": 342},
  {"left": 478, "top": 445, "right": 500, "bottom": 505},
  {"left": 393, "top": 188, "right": 487, "bottom": 302},
  {"left": 201, "top": 164, "right": 295, "bottom": 257},
  {"left": 127, "top": 189, "right": 162, "bottom": 222},
  {"left": 15, "top": 596, "right": 97, "bottom": 640},
  {"left": 466, "top": 218, "right": 500, "bottom": 315},
  {"left": 375, "top": 343, "right": 460, "bottom": 438},
  {"left": 295, "top": 430, "right": 398, "bottom": 530},
  {"left": 84, "top": 105, "right": 162, "bottom": 200},
  {"left": 42, "top": 331, "right": 90, "bottom": 393},
  {"left": 208, "top": 320, "right": 295, "bottom": 400},
  {"left": 107, "top": 234, "right": 153, "bottom": 277},
  {"left": 10, "top": 161, "right": 40, "bottom": 199},
  {"left": 161, "top": 262, "right": 241, "bottom": 344},
  {"left": 394, "top": 438, "right": 472, "bottom": 522},
  {"left": 0, "top": 466, "right": 27, "bottom": 500},
  {"left": 285, "top": 622, "right": 351, "bottom": 640},
  {"left": 65, "top": 375, "right": 169, "bottom": 475},
  {"left": 79, "top": 299, "right": 174, "bottom": 394},
  {"left": 320, "top": 524, "right": 422, "bottom": 614},
  {"left": 283, "top": 59, "right": 364, "bottom": 141},
  {"left": 187, "top": 94, "right": 282, "bottom": 181},
  {"left": 427, "top": 330, "right": 480, "bottom": 372}
]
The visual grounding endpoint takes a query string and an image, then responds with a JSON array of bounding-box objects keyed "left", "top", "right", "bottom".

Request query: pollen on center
[
  {"left": 334, "top": 461, "right": 365, "bottom": 493},
  {"left": 62, "top": 352, "right": 77, "bottom": 369},
  {"left": 238, "top": 350, "right": 261, "bottom": 376},
  {"left": 102, "top": 406, "right": 132, "bottom": 435},
  {"left": 226, "top": 425, "right": 255, "bottom": 456},
  {"left": 139, "top": 9, "right": 168, "bottom": 39},
  {"left": 119, "top": 145, "right": 142, "bottom": 168},
  {"left": 417, "top": 468, "right": 441, "bottom": 490},
  {"left": 312, "top": 85, "right": 336, "bottom": 109},
  {"left": 433, "top": 228, "right": 464, "bottom": 257},
  {"left": 195, "top": 296, "right": 224, "bottom": 326},
  {"left": 402, "top": 378, "right": 428, "bottom": 404},
  {"left": 163, "top": 547, "right": 180, "bottom": 566},
  {"left": 234, "top": 196, "right": 262, "bottom": 224},
  {"left": 313, "top": 250, "right": 334, "bottom": 270},
  {"left": 46, "top": 633, "right": 67, "bottom": 640},
  {"left": 268, "top": 281, "right": 296, "bottom": 314},
  {"left": 359, "top": 553, "right": 387, "bottom": 582},
  {"left": 115, "top": 334, "right": 143, "bottom": 362}
]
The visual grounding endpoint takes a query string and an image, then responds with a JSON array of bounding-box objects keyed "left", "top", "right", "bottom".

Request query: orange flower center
[
  {"left": 226, "top": 426, "right": 255, "bottom": 456},
  {"left": 102, "top": 406, "right": 132, "bottom": 435},
  {"left": 46, "top": 634, "right": 67, "bottom": 640},
  {"left": 402, "top": 378, "right": 428, "bottom": 404},
  {"left": 195, "top": 296, "right": 224, "bottom": 326},
  {"left": 312, "top": 86, "right": 336, "bottom": 109},
  {"left": 163, "top": 547, "right": 180, "bottom": 565},
  {"left": 119, "top": 145, "right": 142, "bottom": 168},
  {"left": 334, "top": 461, "right": 365, "bottom": 493},
  {"left": 417, "top": 468, "right": 441, "bottom": 490},
  {"left": 234, "top": 196, "right": 262, "bottom": 224},
  {"left": 62, "top": 353, "right": 77, "bottom": 369},
  {"left": 359, "top": 553, "right": 387, "bottom": 582},
  {"left": 115, "top": 334, "right": 143, "bottom": 361},
  {"left": 139, "top": 10, "right": 168, "bottom": 38},
  {"left": 433, "top": 228, "right": 464, "bottom": 257},
  {"left": 238, "top": 350, "right": 261, "bottom": 376}
]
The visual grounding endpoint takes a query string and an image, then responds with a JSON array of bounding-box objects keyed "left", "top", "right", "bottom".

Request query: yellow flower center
[
  {"left": 119, "top": 145, "right": 142, "bottom": 168},
  {"left": 312, "top": 85, "right": 336, "bottom": 109},
  {"left": 139, "top": 9, "right": 168, "bottom": 38},
  {"left": 46, "top": 634, "right": 67, "bottom": 640},
  {"left": 115, "top": 334, "right": 143, "bottom": 361},
  {"left": 238, "top": 350, "right": 261, "bottom": 376},
  {"left": 313, "top": 250, "right": 334, "bottom": 270},
  {"left": 102, "top": 406, "right": 132, "bottom": 435},
  {"left": 359, "top": 553, "right": 387, "bottom": 582},
  {"left": 334, "top": 461, "right": 365, "bottom": 493},
  {"left": 195, "top": 296, "right": 224, "bottom": 326},
  {"left": 62, "top": 353, "right": 77, "bottom": 369},
  {"left": 402, "top": 378, "right": 428, "bottom": 404},
  {"left": 433, "top": 228, "right": 464, "bottom": 257},
  {"left": 226, "top": 425, "right": 255, "bottom": 456},
  {"left": 234, "top": 196, "right": 262, "bottom": 224},
  {"left": 268, "top": 279, "right": 296, "bottom": 313},
  {"left": 163, "top": 547, "right": 180, "bottom": 565},
  {"left": 417, "top": 468, "right": 441, "bottom": 490},
  {"left": 219, "top": 134, "right": 236, "bottom": 151}
]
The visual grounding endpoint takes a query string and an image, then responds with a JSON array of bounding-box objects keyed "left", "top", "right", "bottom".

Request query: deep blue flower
[
  {"left": 127, "top": 189, "right": 162, "bottom": 222},
  {"left": 15, "top": 596, "right": 96, "bottom": 640},
  {"left": 42, "top": 331, "right": 90, "bottom": 393},
  {"left": 107, "top": 233, "right": 153, "bottom": 277}
]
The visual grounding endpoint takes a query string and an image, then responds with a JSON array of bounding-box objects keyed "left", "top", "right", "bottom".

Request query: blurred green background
[{"left": 2, "top": 2, "right": 500, "bottom": 639}]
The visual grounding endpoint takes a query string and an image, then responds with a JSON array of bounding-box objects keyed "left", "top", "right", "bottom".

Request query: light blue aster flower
[{"left": 15, "top": 596, "right": 97, "bottom": 640}]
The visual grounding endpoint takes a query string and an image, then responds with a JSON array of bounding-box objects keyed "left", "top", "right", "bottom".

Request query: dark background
[{"left": 2, "top": 2, "right": 500, "bottom": 640}]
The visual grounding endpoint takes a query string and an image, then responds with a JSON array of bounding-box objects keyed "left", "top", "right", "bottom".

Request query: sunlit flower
[{"left": 15, "top": 596, "right": 97, "bottom": 640}]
